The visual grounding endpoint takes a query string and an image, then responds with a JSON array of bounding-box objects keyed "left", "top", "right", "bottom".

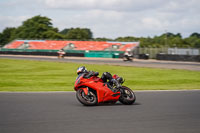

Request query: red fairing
[{"left": 74, "top": 75, "right": 120, "bottom": 103}]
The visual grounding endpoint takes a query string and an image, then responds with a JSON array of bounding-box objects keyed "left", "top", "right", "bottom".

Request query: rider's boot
[{"left": 110, "top": 79, "right": 120, "bottom": 92}]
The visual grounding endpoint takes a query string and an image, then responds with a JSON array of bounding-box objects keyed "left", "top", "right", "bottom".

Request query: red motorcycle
[{"left": 74, "top": 73, "right": 136, "bottom": 106}]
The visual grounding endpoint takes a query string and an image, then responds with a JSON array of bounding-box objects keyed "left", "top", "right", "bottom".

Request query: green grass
[{"left": 0, "top": 58, "right": 200, "bottom": 91}]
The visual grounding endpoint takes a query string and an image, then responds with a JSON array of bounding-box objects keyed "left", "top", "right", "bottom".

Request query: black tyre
[
  {"left": 76, "top": 89, "right": 98, "bottom": 106},
  {"left": 119, "top": 86, "right": 136, "bottom": 105}
]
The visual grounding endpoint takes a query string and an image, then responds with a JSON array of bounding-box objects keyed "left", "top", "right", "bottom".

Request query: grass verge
[{"left": 0, "top": 58, "right": 200, "bottom": 91}]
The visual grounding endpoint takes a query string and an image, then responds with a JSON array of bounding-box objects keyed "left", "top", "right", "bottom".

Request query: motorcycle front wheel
[
  {"left": 119, "top": 86, "right": 136, "bottom": 105},
  {"left": 76, "top": 89, "right": 98, "bottom": 106}
]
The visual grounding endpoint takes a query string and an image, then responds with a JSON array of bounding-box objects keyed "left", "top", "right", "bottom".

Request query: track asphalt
[
  {"left": 0, "top": 91, "right": 200, "bottom": 133},
  {"left": 0, "top": 55, "right": 200, "bottom": 132},
  {"left": 0, "top": 55, "right": 200, "bottom": 71}
]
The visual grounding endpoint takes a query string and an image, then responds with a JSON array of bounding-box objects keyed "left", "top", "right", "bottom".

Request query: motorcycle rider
[
  {"left": 76, "top": 66, "right": 120, "bottom": 91},
  {"left": 123, "top": 48, "right": 133, "bottom": 61}
]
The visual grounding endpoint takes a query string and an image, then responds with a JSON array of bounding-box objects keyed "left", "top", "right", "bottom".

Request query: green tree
[
  {"left": 190, "top": 32, "right": 200, "bottom": 38},
  {"left": 184, "top": 36, "right": 200, "bottom": 48},
  {"left": 16, "top": 15, "right": 62, "bottom": 39},
  {"left": 0, "top": 33, "right": 3, "bottom": 46},
  {"left": 59, "top": 28, "right": 69, "bottom": 35},
  {"left": 170, "top": 37, "right": 183, "bottom": 47},
  {"left": 64, "top": 28, "right": 93, "bottom": 40},
  {"left": 115, "top": 36, "right": 139, "bottom": 42},
  {"left": 194, "top": 40, "right": 200, "bottom": 48},
  {"left": 0, "top": 27, "right": 16, "bottom": 46},
  {"left": 42, "top": 30, "right": 64, "bottom": 39},
  {"left": 187, "top": 33, "right": 200, "bottom": 48},
  {"left": 94, "top": 37, "right": 113, "bottom": 41},
  {"left": 1, "top": 15, "right": 200, "bottom": 49}
]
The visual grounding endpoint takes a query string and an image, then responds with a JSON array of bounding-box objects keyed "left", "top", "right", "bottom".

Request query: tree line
[{"left": 0, "top": 15, "right": 200, "bottom": 48}]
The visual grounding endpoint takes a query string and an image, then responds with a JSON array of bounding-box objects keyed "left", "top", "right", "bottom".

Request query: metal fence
[{"left": 134, "top": 47, "right": 200, "bottom": 59}]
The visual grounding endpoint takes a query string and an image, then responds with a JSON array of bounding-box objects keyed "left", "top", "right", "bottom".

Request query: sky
[{"left": 0, "top": 0, "right": 200, "bottom": 39}]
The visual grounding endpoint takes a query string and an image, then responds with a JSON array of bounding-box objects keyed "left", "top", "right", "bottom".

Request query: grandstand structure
[{"left": 2, "top": 40, "right": 139, "bottom": 58}]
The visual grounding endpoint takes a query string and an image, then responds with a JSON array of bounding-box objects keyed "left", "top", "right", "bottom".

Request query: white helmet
[{"left": 77, "top": 66, "right": 87, "bottom": 75}]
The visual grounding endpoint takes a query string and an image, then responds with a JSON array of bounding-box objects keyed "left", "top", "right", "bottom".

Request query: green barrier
[
  {"left": 84, "top": 51, "right": 123, "bottom": 58},
  {"left": 113, "top": 53, "right": 120, "bottom": 58},
  {"left": 0, "top": 48, "right": 124, "bottom": 58},
  {"left": 0, "top": 48, "right": 86, "bottom": 53},
  {"left": 85, "top": 52, "right": 112, "bottom": 58},
  {"left": 0, "top": 48, "right": 58, "bottom": 52},
  {"left": 65, "top": 50, "right": 85, "bottom": 53}
]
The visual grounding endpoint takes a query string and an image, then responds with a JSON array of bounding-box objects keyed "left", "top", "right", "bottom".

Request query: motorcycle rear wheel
[
  {"left": 76, "top": 89, "right": 97, "bottom": 106},
  {"left": 119, "top": 86, "right": 136, "bottom": 105}
]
